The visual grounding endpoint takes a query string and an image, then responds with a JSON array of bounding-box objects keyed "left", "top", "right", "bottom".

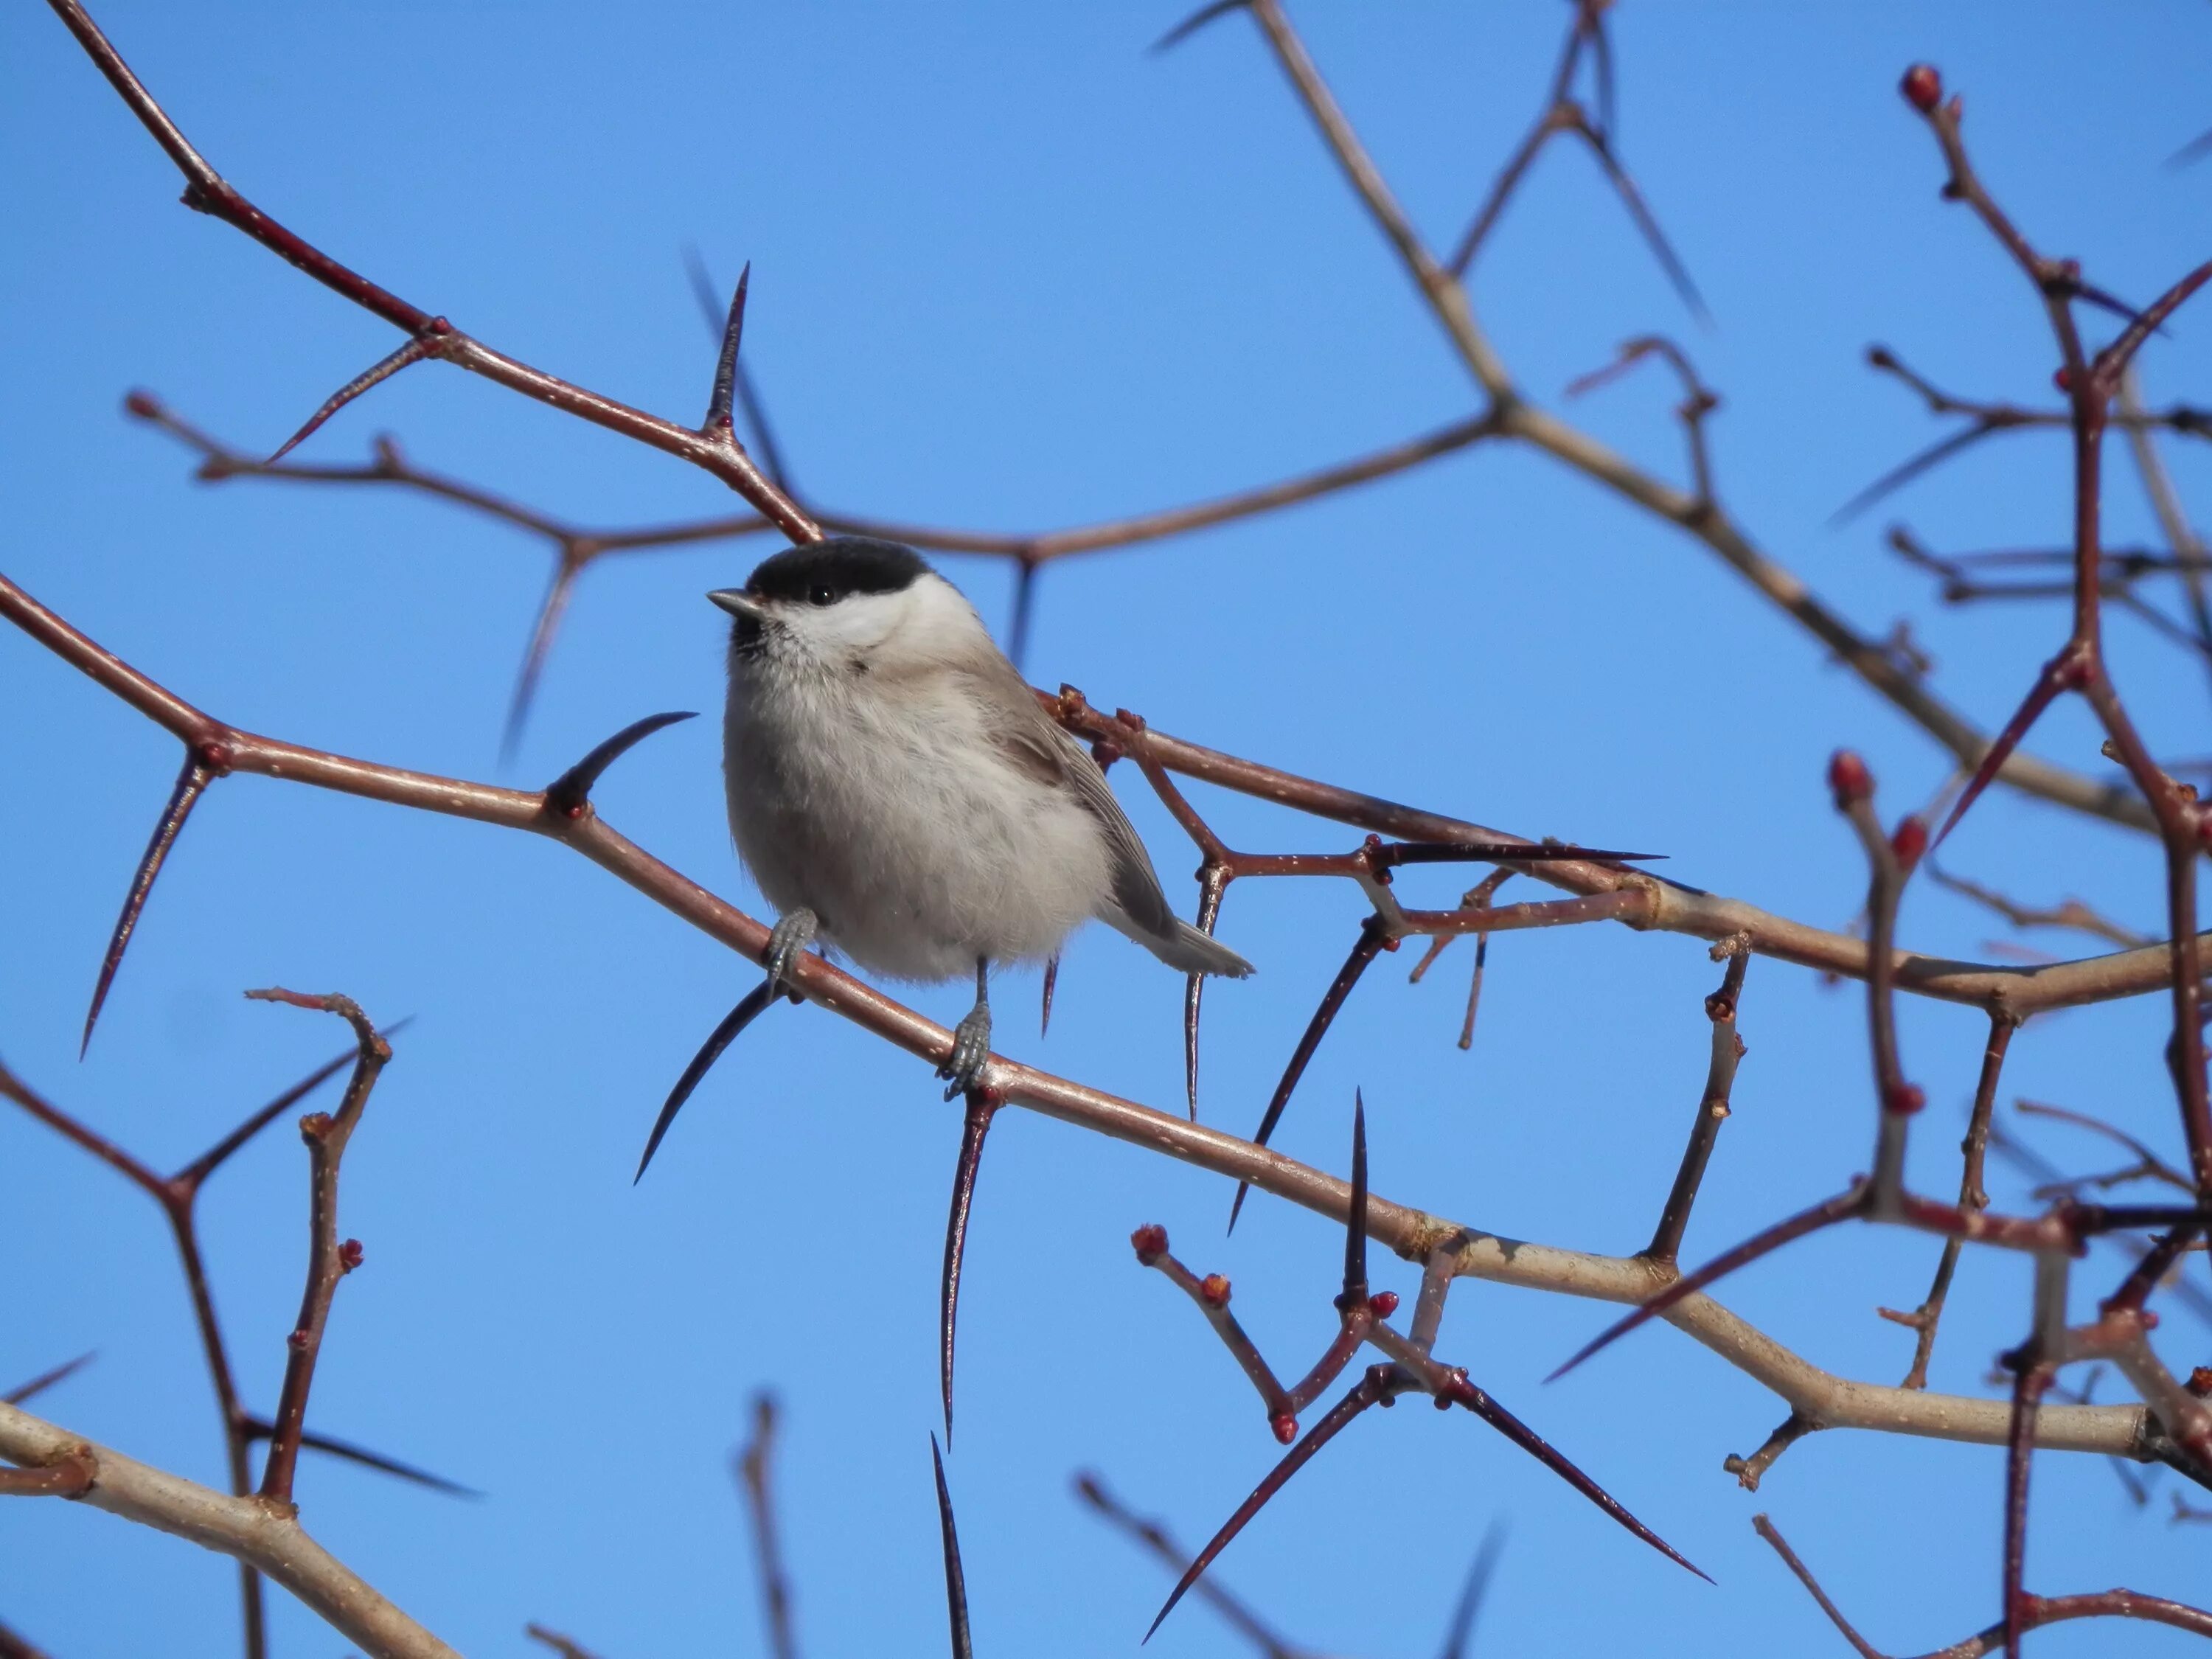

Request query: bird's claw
[
  {"left": 939, "top": 1003, "right": 992, "bottom": 1101},
  {"left": 764, "top": 908, "right": 818, "bottom": 996}
]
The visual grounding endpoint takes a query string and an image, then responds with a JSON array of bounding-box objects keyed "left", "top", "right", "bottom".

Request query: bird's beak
[{"left": 708, "top": 588, "right": 770, "bottom": 622}]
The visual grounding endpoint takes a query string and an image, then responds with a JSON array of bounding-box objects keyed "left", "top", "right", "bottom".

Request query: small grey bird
[{"left": 709, "top": 536, "right": 1251, "bottom": 1099}]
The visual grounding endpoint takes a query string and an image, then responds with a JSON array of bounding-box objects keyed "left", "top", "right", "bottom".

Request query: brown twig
[
  {"left": 734, "top": 1394, "right": 799, "bottom": 1659},
  {"left": 1646, "top": 936, "right": 1752, "bottom": 1265},
  {"left": 244, "top": 990, "right": 392, "bottom": 1509},
  {"left": 1755, "top": 1511, "right": 2212, "bottom": 1658},
  {"left": 1882, "top": 1015, "right": 2017, "bottom": 1389}
]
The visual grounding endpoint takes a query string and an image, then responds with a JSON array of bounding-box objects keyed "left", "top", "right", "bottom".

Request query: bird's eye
[{"left": 807, "top": 583, "right": 837, "bottom": 607}]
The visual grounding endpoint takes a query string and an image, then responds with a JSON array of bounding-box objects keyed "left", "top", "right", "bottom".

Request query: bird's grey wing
[{"left": 959, "top": 661, "right": 1177, "bottom": 939}]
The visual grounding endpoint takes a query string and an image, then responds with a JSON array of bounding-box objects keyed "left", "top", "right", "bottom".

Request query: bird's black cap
[{"left": 745, "top": 537, "right": 928, "bottom": 607}]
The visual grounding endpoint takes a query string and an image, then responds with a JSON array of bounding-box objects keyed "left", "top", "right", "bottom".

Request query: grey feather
[{"left": 962, "top": 658, "right": 1253, "bottom": 980}]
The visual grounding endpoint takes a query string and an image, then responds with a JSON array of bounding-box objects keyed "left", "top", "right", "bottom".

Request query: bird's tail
[{"left": 1110, "top": 912, "right": 1254, "bottom": 978}]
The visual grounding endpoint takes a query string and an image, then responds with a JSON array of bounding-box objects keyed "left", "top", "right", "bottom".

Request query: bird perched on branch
[{"left": 711, "top": 536, "right": 1251, "bottom": 1100}]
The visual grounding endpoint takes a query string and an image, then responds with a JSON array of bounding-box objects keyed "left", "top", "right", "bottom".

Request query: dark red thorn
[
  {"left": 1576, "top": 125, "right": 1710, "bottom": 327},
  {"left": 1931, "top": 650, "right": 2085, "bottom": 852},
  {"left": 931, "top": 1434, "right": 974, "bottom": 1659},
  {"left": 682, "top": 247, "right": 798, "bottom": 492},
  {"left": 1186, "top": 869, "right": 1229, "bottom": 1121},
  {"left": 1900, "top": 63, "right": 1942, "bottom": 114},
  {"left": 4, "top": 1351, "right": 96, "bottom": 1407},
  {"left": 83, "top": 749, "right": 220, "bottom": 1057},
  {"left": 2170, "top": 126, "right": 2212, "bottom": 170},
  {"left": 941, "top": 1086, "right": 1001, "bottom": 1447},
  {"left": 1830, "top": 422, "right": 2008, "bottom": 524},
  {"left": 1131, "top": 1223, "right": 1169, "bottom": 1265},
  {"left": 175, "top": 1034, "right": 387, "bottom": 1189},
  {"left": 1443, "top": 1370, "right": 1708, "bottom": 1581},
  {"left": 1006, "top": 558, "right": 1040, "bottom": 672},
  {"left": 238, "top": 1413, "right": 478, "bottom": 1498},
  {"left": 1040, "top": 952, "right": 1059, "bottom": 1038},
  {"left": 1368, "top": 1291, "right": 1399, "bottom": 1320},
  {"left": 1379, "top": 841, "right": 1661, "bottom": 866},
  {"left": 1228, "top": 919, "right": 1390, "bottom": 1234},
  {"left": 544, "top": 711, "right": 698, "bottom": 818},
  {"left": 1547, "top": 1184, "right": 1868, "bottom": 1382},
  {"left": 1144, "top": 1366, "right": 1405, "bottom": 1643},
  {"left": 1151, "top": 0, "right": 1250, "bottom": 54},
  {"left": 634, "top": 980, "right": 783, "bottom": 1183},
  {"left": 1437, "top": 1520, "right": 1509, "bottom": 1659},
  {"left": 265, "top": 329, "right": 445, "bottom": 465},
  {"left": 703, "top": 262, "right": 752, "bottom": 434},
  {"left": 501, "top": 560, "right": 585, "bottom": 763},
  {"left": 1339, "top": 1092, "right": 1370, "bottom": 1309}
]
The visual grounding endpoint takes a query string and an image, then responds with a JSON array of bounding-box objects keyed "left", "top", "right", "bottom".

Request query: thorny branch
[
  {"left": 0, "top": 1027, "right": 444, "bottom": 1658},
  {"left": 16, "top": 2, "right": 2212, "bottom": 1652},
  {"left": 52, "top": 0, "right": 2163, "bottom": 840},
  {"left": 1, "top": 569, "right": 2202, "bottom": 1478},
  {"left": 1756, "top": 1512, "right": 2212, "bottom": 1658}
]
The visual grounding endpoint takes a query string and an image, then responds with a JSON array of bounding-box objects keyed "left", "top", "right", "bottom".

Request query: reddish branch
[
  {"left": 734, "top": 1394, "right": 799, "bottom": 1659},
  {"left": 243, "top": 990, "right": 391, "bottom": 1507},
  {"left": 0, "top": 1038, "right": 416, "bottom": 1657},
  {"left": 1135, "top": 1101, "right": 1702, "bottom": 1644},
  {"left": 1756, "top": 1512, "right": 2212, "bottom": 1658},
  {"left": 1645, "top": 937, "right": 1753, "bottom": 1265}
]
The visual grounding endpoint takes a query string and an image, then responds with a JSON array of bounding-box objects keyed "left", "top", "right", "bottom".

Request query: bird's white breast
[{"left": 725, "top": 652, "right": 1112, "bottom": 982}]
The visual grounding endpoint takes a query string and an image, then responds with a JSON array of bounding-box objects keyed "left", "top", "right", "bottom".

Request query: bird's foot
[
  {"left": 939, "top": 999, "right": 992, "bottom": 1101},
  {"left": 764, "top": 908, "right": 818, "bottom": 996}
]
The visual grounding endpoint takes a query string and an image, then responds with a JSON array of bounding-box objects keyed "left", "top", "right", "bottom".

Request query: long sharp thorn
[
  {"left": 178, "top": 1039, "right": 378, "bottom": 1186},
  {"left": 1583, "top": 132, "right": 1707, "bottom": 326},
  {"left": 83, "top": 752, "right": 215, "bottom": 1056},
  {"left": 1547, "top": 1186, "right": 1866, "bottom": 1382},
  {"left": 1144, "top": 1366, "right": 1399, "bottom": 1643},
  {"left": 1186, "top": 872, "right": 1227, "bottom": 1121},
  {"left": 1436, "top": 1520, "right": 1508, "bottom": 1659},
  {"left": 1040, "top": 953, "right": 1059, "bottom": 1038},
  {"left": 684, "top": 248, "right": 797, "bottom": 490},
  {"left": 291, "top": 1426, "right": 479, "bottom": 1498},
  {"left": 1589, "top": 8, "right": 1617, "bottom": 140},
  {"left": 545, "top": 711, "right": 698, "bottom": 816},
  {"left": 634, "top": 982, "right": 780, "bottom": 1182},
  {"left": 1931, "top": 655, "right": 2078, "bottom": 852},
  {"left": 705, "top": 262, "right": 751, "bottom": 433},
  {"left": 1448, "top": 1375, "right": 1708, "bottom": 1581},
  {"left": 1341, "top": 1092, "right": 1369, "bottom": 1307},
  {"left": 5, "top": 1352, "right": 96, "bottom": 1407},
  {"left": 931, "top": 1435, "right": 974, "bottom": 1659},
  {"left": 1228, "top": 920, "right": 1387, "bottom": 1233},
  {"left": 2170, "top": 126, "right": 2212, "bottom": 170},
  {"left": 1383, "top": 842, "right": 1660, "bottom": 866},
  {"left": 1831, "top": 423, "right": 2002, "bottom": 524},
  {"left": 1006, "top": 559, "right": 1040, "bottom": 671},
  {"left": 941, "top": 1088, "right": 998, "bottom": 1445},
  {"left": 502, "top": 561, "right": 583, "bottom": 763},
  {"left": 1151, "top": 0, "right": 1250, "bottom": 54},
  {"left": 265, "top": 332, "right": 440, "bottom": 465}
]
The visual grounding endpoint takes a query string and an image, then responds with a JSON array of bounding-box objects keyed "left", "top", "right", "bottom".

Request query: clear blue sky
[{"left": 5, "top": 4, "right": 2211, "bottom": 1655}]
